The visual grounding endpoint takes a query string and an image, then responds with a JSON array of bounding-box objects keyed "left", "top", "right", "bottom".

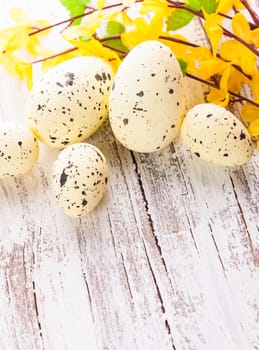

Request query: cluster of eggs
[{"left": 0, "top": 40, "right": 254, "bottom": 217}]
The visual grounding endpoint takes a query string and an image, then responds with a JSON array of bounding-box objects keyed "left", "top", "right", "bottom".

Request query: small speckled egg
[
  {"left": 0, "top": 122, "right": 39, "bottom": 178},
  {"left": 109, "top": 40, "right": 185, "bottom": 153},
  {"left": 180, "top": 103, "right": 254, "bottom": 166},
  {"left": 52, "top": 143, "right": 108, "bottom": 217},
  {"left": 25, "top": 56, "right": 114, "bottom": 148}
]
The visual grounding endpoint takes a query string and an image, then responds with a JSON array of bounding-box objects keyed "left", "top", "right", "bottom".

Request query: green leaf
[
  {"left": 79, "top": 35, "right": 92, "bottom": 41},
  {"left": 102, "top": 39, "right": 129, "bottom": 54},
  {"left": 186, "top": 0, "right": 202, "bottom": 11},
  {"left": 106, "top": 21, "right": 125, "bottom": 36},
  {"left": 200, "top": 0, "right": 219, "bottom": 14},
  {"left": 167, "top": 9, "right": 194, "bottom": 31},
  {"left": 103, "top": 21, "right": 127, "bottom": 54},
  {"left": 177, "top": 58, "right": 188, "bottom": 76},
  {"left": 60, "top": 0, "right": 91, "bottom": 25}
]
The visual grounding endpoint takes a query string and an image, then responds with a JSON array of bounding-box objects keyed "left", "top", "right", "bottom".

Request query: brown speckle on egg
[
  {"left": 0, "top": 123, "right": 39, "bottom": 178},
  {"left": 25, "top": 56, "right": 114, "bottom": 148},
  {"left": 181, "top": 103, "right": 254, "bottom": 166},
  {"left": 109, "top": 40, "right": 185, "bottom": 152},
  {"left": 52, "top": 143, "right": 109, "bottom": 217}
]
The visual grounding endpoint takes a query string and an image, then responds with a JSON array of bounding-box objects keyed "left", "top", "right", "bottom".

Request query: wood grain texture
[{"left": 0, "top": 1, "right": 259, "bottom": 350}]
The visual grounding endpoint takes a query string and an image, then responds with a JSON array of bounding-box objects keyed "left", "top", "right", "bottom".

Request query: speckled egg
[
  {"left": 0, "top": 122, "right": 39, "bottom": 178},
  {"left": 52, "top": 143, "right": 108, "bottom": 217},
  {"left": 180, "top": 103, "right": 254, "bottom": 166},
  {"left": 25, "top": 56, "right": 114, "bottom": 148},
  {"left": 109, "top": 40, "right": 185, "bottom": 153}
]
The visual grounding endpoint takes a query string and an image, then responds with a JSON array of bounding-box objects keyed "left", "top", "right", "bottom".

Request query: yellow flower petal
[
  {"left": 141, "top": 0, "right": 169, "bottom": 17},
  {"left": 241, "top": 103, "right": 259, "bottom": 123},
  {"left": 189, "top": 58, "right": 227, "bottom": 80},
  {"left": 203, "top": 13, "right": 223, "bottom": 56},
  {"left": 160, "top": 34, "right": 190, "bottom": 57},
  {"left": 207, "top": 87, "right": 230, "bottom": 107},
  {"left": 250, "top": 71, "right": 259, "bottom": 102},
  {"left": 10, "top": 8, "right": 50, "bottom": 36},
  {"left": 103, "top": 10, "right": 133, "bottom": 26},
  {"left": 0, "top": 51, "right": 20, "bottom": 76},
  {"left": 228, "top": 66, "right": 249, "bottom": 93},
  {"left": 10, "top": 7, "right": 29, "bottom": 24},
  {"left": 63, "top": 11, "right": 103, "bottom": 40},
  {"left": 1, "top": 26, "right": 29, "bottom": 51},
  {"left": 216, "top": 0, "right": 245, "bottom": 14},
  {"left": 68, "top": 39, "right": 121, "bottom": 72},
  {"left": 121, "top": 15, "right": 163, "bottom": 49},
  {"left": 220, "top": 40, "right": 256, "bottom": 76},
  {"left": 232, "top": 13, "right": 251, "bottom": 43},
  {"left": 15, "top": 62, "right": 33, "bottom": 90},
  {"left": 251, "top": 28, "right": 259, "bottom": 47},
  {"left": 41, "top": 49, "right": 78, "bottom": 71},
  {"left": 219, "top": 65, "right": 231, "bottom": 90},
  {"left": 248, "top": 119, "right": 259, "bottom": 137},
  {"left": 97, "top": 0, "right": 106, "bottom": 10},
  {"left": 32, "top": 20, "right": 51, "bottom": 36}
]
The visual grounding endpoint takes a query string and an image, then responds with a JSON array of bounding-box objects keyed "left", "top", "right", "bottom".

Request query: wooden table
[{"left": 1, "top": 1, "right": 259, "bottom": 349}]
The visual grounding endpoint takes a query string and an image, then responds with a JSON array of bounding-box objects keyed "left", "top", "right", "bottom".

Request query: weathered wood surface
[{"left": 0, "top": 1, "right": 259, "bottom": 349}]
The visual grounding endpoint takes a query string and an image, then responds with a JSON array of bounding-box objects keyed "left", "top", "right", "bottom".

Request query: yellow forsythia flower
[
  {"left": 0, "top": 51, "right": 21, "bottom": 76},
  {"left": 203, "top": 12, "right": 223, "bottom": 56},
  {"left": 251, "top": 71, "right": 259, "bottom": 102},
  {"left": 141, "top": 0, "right": 170, "bottom": 17},
  {"left": 216, "top": 0, "right": 245, "bottom": 14},
  {"left": 97, "top": 0, "right": 106, "bottom": 10},
  {"left": 231, "top": 12, "right": 259, "bottom": 48},
  {"left": 248, "top": 119, "right": 259, "bottom": 137},
  {"left": 105, "top": 10, "right": 133, "bottom": 26},
  {"left": 227, "top": 66, "right": 249, "bottom": 93},
  {"left": 220, "top": 40, "right": 256, "bottom": 76},
  {"left": 15, "top": 62, "right": 33, "bottom": 90},
  {"left": 10, "top": 7, "right": 50, "bottom": 55},
  {"left": 232, "top": 13, "right": 251, "bottom": 43},
  {"left": 206, "top": 66, "right": 230, "bottom": 107},
  {"left": 241, "top": 103, "right": 259, "bottom": 123},
  {"left": 121, "top": 15, "right": 163, "bottom": 49},
  {"left": 207, "top": 88, "right": 230, "bottom": 107},
  {"left": 251, "top": 28, "right": 259, "bottom": 47},
  {"left": 41, "top": 49, "right": 78, "bottom": 71},
  {"left": 189, "top": 58, "right": 227, "bottom": 80},
  {"left": 64, "top": 11, "right": 103, "bottom": 39},
  {"left": 70, "top": 38, "right": 121, "bottom": 72}
]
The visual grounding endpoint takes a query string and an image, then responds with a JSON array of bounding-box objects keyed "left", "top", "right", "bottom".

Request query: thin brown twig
[
  {"left": 28, "top": 36, "right": 258, "bottom": 109},
  {"left": 99, "top": 35, "right": 122, "bottom": 42},
  {"left": 159, "top": 35, "right": 251, "bottom": 80},
  {"left": 222, "top": 27, "right": 259, "bottom": 56},
  {"left": 167, "top": 1, "right": 204, "bottom": 18},
  {"left": 29, "top": 1, "right": 144, "bottom": 36},
  {"left": 29, "top": 2, "right": 126, "bottom": 36},
  {"left": 159, "top": 35, "right": 199, "bottom": 48},
  {"left": 31, "top": 47, "right": 78, "bottom": 64},
  {"left": 102, "top": 44, "right": 127, "bottom": 54},
  {"left": 186, "top": 72, "right": 259, "bottom": 107},
  {"left": 167, "top": 0, "right": 259, "bottom": 57},
  {"left": 240, "top": 0, "right": 259, "bottom": 26}
]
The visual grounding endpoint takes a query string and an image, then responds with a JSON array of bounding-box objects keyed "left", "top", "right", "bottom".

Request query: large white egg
[
  {"left": 52, "top": 143, "right": 108, "bottom": 217},
  {"left": 25, "top": 56, "right": 114, "bottom": 148},
  {"left": 0, "top": 122, "right": 39, "bottom": 178},
  {"left": 109, "top": 40, "right": 185, "bottom": 153},
  {"left": 181, "top": 103, "right": 254, "bottom": 166}
]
